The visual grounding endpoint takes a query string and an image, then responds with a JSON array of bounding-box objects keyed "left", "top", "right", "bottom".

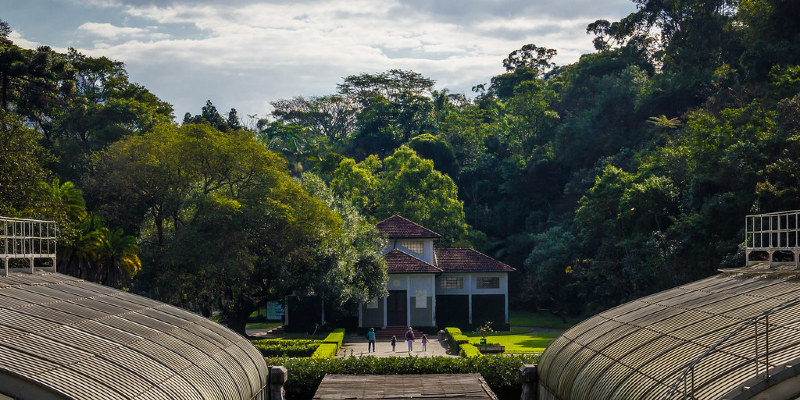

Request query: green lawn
[
  {"left": 464, "top": 331, "right": 562, "bottom": 353},
  {"left": 509, "top": 310, "right": 583, "bottom": 330},
  {"left": 245, "top": 321, "right": 283, "bottom": 330}
]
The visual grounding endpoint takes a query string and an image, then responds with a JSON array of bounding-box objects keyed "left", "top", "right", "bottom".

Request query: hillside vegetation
[{"left": 2, "top": 0, "right": 799, "bottom": 327}]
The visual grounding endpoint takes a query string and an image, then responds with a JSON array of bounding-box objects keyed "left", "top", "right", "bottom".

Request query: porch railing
[
  {"left": 1, "top": 217, "right": 57, "bottom": 275},
  {"left": 745, "top": 210, "right": 800, "bottom": 267}
]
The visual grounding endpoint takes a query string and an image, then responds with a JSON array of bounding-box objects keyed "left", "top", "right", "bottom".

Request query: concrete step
[{"left": 375, "top": 326, "right": 426, "bottom": 339}]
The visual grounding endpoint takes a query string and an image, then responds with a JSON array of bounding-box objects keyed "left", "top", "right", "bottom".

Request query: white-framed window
[
  {"left": 476, "top": 277, "right": 500, "bottom": 289},
  {"left": 441, "top": 277, "right": 463, "bottom": 289},
  {"left": 366, "top": 299, "right": 379, "bottom": 309},
  {"left": 399, "top": 240, "right": 424, "bottom": 256}
]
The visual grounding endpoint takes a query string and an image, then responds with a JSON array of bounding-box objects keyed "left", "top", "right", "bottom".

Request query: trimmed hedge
[
  {"left": 265, "top": 355, "right": 538, "bottom": 400},
  {"left": 310, "top": 328, "right": 346, "bottom": 359},
  {"left": 459, "top": 343, "right": 483, "bottom": 358},
  {"left": 444, "top": 327, "right": 478, "bottom": 357},
  {"left": 311, "top": 343, "right": 338, "bottom": 359},
  {"left": 322, "top": 328, "right": 345, "bottom": 348},
  {"left": 252, "top": 339, "right": 320, "bottom": 358}
]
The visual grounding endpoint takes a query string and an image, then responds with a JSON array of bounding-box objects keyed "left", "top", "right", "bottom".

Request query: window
[
  {"left": 477, "top": 277, "right": 500, "bottom": 289},
  {"left": 399, "top": 240, "right": 424, "bottom": 256},
  {"left": 440, "top": 277, "right": 463, "bottom": 289}
]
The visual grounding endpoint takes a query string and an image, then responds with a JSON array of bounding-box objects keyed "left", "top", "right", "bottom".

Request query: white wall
[
  {"left": 435, "top": 272, "right": 508, "bottom": 295},
  {"left": 387, "top": 274, "right": 435, "bottom": 296},
  {"left": 383, "top": 239, "right": 435, "bottom": 264}
]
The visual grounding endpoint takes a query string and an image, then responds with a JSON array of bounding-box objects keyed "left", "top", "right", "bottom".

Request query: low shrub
[
  {"left": 265, "top": 355, "right": 538, "bottom": 400},
  {"left": 459, "top": 343, "right": 482, "bottom": 358},
  {"left": 444, "top": 327, "right": 472, "bottom": 355},
  {"left": 322, "top": 328, "right": 345, "bottom": 348},
  {"left": 311, "top": 343, "right": 338, "bottom": 359},
  {"left": 251, "top": 339, "right": 320, "bottom": 358}
]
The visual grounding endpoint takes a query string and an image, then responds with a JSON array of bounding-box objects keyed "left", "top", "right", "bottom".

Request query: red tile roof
[
  {"left": 384, "top": 249, "right": 442, "bottom": 273},
  {"left": 375, "top": 215, "right": 441, "bottom": 239},
  {"left": 434, "top": 248, "right": 515, "bottom": 272}
]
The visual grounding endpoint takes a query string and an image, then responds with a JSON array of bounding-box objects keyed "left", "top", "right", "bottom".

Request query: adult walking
[
  {"left": 405, "top": 326, "right": 415, "bottom": 352},
  {"left": 367, "top": 328, "right": 376, "bottom": 352}
]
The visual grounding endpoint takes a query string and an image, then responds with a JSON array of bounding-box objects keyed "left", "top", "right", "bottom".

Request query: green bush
[
  {"left": 322, "top": 328, "right": 345, "bottom": 348},
  {"left": 265, "top": 355, "right": 538, "bottom": 400},
  {"left": 311, "top": 343, "right": 338, "bottom": 359},
  {"left": 459, "top": 343, "right": 483, "bottom": 358},
  {"left": 251, "top": 339, "right": 320, "bottom": 358},
  {"left": 444, "top": 327, "right": 471, "bottom": 355}
]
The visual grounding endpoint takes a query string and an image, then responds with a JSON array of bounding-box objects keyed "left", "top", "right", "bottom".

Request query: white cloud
[
  {"left": 7, "top": 31, "right": 40, "bottom": 49},
  {"left": 78, "top": 22, "right": 169, "bottom": 40},
  {"left": 5, "top": 0, "right": 637, "bottom": 118}
]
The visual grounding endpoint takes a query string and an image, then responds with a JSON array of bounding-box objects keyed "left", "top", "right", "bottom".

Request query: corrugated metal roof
[
  {"left": 538, "top": 271, "right": 800, "bottom": 400},
  {"left": 0, "top": 272, "right": 267, "bottom": 400}
]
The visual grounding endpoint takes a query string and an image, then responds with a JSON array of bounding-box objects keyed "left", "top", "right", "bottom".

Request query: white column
[
  {"left": 431, "top": 274, "right": 437, "bottom": 326},
  {"left": 284, "top": 296, "right": 290, "bottom": 327},
  {"left": 358, "top": 302, "right": 363, "bottom": 328},
  {"left": 467, "top": 274, "right": 473, "bottom": 325},
  {"left": 505, "top": 275, "right": 510, "bottom": 324},
  {"left": 383, "top": 295, "right": 387, "bottom": 328},
  {"left": 406, "top": 276, "right": 411, "bottom": 326}
]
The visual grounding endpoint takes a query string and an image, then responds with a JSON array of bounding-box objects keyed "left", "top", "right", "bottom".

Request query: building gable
[
  {"left": 376, "top": 215, "right": 441, "bottom": 239},
  {"left": 384, "top": 249, "right": 442, "bottom": 273}
]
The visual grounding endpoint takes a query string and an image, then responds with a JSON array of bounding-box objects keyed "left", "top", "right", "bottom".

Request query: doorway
[{"left": 387, "top": 290, "right": 407, "bottom": 326}]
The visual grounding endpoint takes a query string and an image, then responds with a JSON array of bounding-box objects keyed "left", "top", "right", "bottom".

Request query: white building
[{"left": 359, "top": 215, "right": 515, "bottom": 330}]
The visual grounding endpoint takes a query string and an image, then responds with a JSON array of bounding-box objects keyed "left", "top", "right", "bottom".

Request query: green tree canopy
[{"left": 331, "top": 146, "right": 470, "bottom": 246}]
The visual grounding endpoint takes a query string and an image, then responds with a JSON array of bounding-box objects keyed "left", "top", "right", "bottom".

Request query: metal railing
[
  {"left": 1, "top": 217, "right": 57, "bottom": 275},
  {"left": 663, "top": 295, "right": 800, "bottom": 399},
  {"left": 745, "top": 210, "right": 800, "bottom": 266}
]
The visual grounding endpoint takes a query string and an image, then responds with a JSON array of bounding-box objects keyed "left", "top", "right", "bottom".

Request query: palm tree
[
  {"left": 93, "top": 227, "right": 141, "bottom": 288},
  {"left": 57, "top": 215, "right": 101, "bottom": 279},
  {"left": 40, "top": 178, "right": 87, "bottom": 223}
]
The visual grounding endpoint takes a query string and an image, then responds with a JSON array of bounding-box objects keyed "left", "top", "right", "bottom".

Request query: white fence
[{"left": 1, "top": 217, "right": 57, "bottom": 275}]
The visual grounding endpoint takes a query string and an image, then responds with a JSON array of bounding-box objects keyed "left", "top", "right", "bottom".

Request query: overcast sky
[{"left": 2, "top": 0, "right": 637, "bottom": 121}]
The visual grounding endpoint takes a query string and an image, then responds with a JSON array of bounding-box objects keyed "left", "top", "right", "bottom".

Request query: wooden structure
[{"left": 313, "top": 374, "right": 498, "bottom": 400}]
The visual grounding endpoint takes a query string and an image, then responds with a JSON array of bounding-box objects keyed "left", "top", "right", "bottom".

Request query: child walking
[
  {"left": 421, "top": 334, "right": 428, "bottom": 352},
  {"left": 391, "top": 336, "right": 397, "bottom": 352}
]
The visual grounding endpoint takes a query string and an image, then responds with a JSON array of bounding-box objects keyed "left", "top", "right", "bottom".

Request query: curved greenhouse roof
[
  {"left": 0, "top": 272, "right": 267, "bottom": 400},
  {"left": 539, "top": 265, "right": 800, "bottom": 400}
]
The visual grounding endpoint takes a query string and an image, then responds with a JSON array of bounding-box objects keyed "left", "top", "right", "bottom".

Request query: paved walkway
[{"left": 338, "top": 336, "right": 456, "bottom": 358}]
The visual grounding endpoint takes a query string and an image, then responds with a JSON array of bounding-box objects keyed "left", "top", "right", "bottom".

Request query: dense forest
[{"left": 2, "top": 0, "right": 800, "bottom": 331}]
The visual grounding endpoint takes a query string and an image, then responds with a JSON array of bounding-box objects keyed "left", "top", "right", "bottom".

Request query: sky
[{"left": 2, "top": 0, "right": 638, "bottom": 121}]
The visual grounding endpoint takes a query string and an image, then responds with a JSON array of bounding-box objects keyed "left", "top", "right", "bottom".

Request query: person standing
[
  {"left": 391, "top": 336, "right": 397, "bottom": 352},
  {"left": 421, "top": 334, "right": 428, "bottom": 352},
  {"left": 405, "top": 327, "right": 415, "bottom": 352},
  {"left": 367, "top": 328, "right": 376, "bottom": 353}
]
